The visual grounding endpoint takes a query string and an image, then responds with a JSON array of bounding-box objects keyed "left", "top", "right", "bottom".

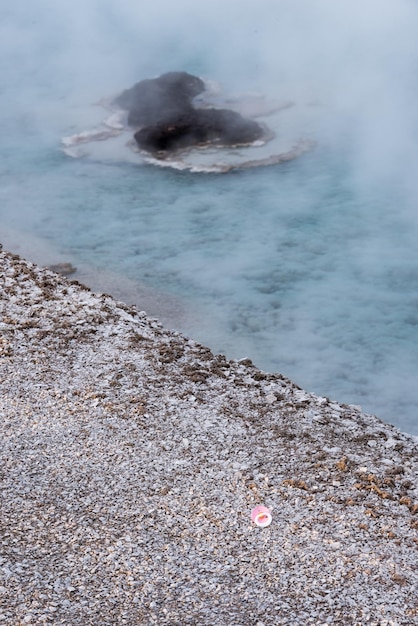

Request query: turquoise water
[{"left": 1, "top": 1, "right": 418, "bottom": 434}]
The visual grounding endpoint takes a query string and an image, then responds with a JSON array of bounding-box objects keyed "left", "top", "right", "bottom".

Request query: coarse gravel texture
[{"left": 0, "top": 246, "right": 417, "bottom": 626}]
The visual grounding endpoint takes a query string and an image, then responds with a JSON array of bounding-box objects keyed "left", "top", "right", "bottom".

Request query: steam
[
  {"left": 2, "top": 0, "right": 418, "bottom": 275},
  {"left": 3, "top": 0, "right": 418, "bottom": 171}
]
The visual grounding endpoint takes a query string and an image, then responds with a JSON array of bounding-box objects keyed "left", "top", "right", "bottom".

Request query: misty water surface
[{"left": 1, "top": 0, "right": 418, "bottom": 434}]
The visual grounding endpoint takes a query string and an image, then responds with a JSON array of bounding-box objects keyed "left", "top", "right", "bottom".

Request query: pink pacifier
[{"left": 251, "top": 505, "right": 272, "bottom": 527}]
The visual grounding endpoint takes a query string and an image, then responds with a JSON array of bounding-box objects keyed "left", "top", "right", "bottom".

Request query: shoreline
[
  {"left": 1, "top": 245, "right": 417, "bottom": 624},
  {"left": 0, "top": 225, "right": 199, "bottom": 333}
]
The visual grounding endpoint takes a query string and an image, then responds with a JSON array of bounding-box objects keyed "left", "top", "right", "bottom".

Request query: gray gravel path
[{"left": 1, "top": 247, "right": 417, "bottom": 625}]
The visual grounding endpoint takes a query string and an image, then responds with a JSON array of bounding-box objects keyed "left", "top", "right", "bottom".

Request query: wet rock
[
  {"left": 134, "top": 108, "right": 263, "bottom": 154},
  {"left": 46, "top": 262, "right": 77, "bottom": 277},
  {"left": 114, "top": 71, "right": 264, "bottom": 155},
  {"left": 113, "top": 71, "right": 205, "bottom": 127}
]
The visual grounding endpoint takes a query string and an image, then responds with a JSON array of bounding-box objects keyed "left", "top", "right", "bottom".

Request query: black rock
[
  {"left": 134, "top": 108, "right": 263, "bottom": 154},
  {"left": 113, "top": 71, "right": 205, "bottom": 127},
  {"left": 114, "top": 71, "right": 264, "bottom": 155}
]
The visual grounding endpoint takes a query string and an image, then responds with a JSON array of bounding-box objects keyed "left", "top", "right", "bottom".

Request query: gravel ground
[{"left": 1, "top": 246, "right": 417, "bottom": 626}]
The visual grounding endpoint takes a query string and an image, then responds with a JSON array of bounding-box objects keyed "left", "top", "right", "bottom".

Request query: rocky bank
[{"left": 0, "top": 247, "right": 417, "bottom": 625}]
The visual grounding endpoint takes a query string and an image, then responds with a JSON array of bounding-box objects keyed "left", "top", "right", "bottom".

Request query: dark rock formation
[
  {"left": 114, "top": 71, "right": 265, "bottom": 155},
  {"left": 113, "top": 71, "right": 205, "bottom": 127},
  {"left": 134, "top": 108, "right": 263, "bottom": 154}
]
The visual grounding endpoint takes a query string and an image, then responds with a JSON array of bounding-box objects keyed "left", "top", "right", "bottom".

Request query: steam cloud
[{"left": 2, "top": 0, "right": 418, "bottom": 186}]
